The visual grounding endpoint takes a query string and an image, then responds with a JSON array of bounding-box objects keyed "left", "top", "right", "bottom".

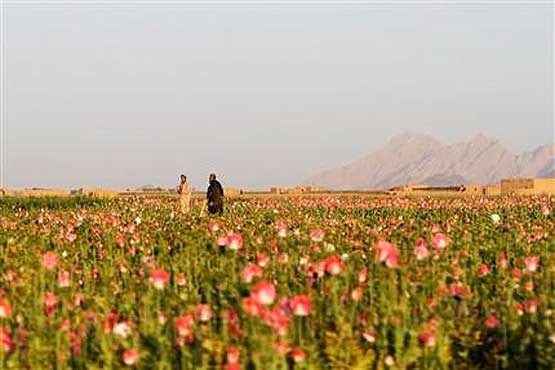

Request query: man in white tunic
[{"left": 176, "top": 174, "right": 192, "bottom": 213}]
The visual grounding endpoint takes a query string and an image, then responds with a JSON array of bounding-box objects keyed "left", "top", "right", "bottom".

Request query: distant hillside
[
  {"left": 305, "top": 133, "right": 555, "bottom": 190},
  {"left": 421, "top": 174, "right": 468, "bottom": 187}
]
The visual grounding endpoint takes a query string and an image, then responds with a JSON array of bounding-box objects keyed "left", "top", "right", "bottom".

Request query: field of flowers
[{"left": 0, "top": 194, "right": 554, "bottom": 369}]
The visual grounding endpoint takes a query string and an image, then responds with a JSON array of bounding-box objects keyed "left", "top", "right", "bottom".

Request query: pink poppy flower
[
  {"left": 512, "top": 268, "right": 522, "bottom": 281},
  {"left": 105, "top": 215, "right": 119, "bottom": 227},
  {"left": 310, "top": 229, "right": 325, "bottom": 243},
  {"left": 307, "top": 261, "right": 326, "bottom": 280},
  {"left": 277, "top": 221, "right": 288, "bottom": 238},
  {"left": 414, "top": 238, "right": 429, "bottom": 261},
  {"left": 358, "top": 268, "right": 368, "bottom": 283},
  {"left": 269, "top": 239, "right": 279, "bottom": 253},
  {"left": 175, "top": 333, "right": 195, "bottom": 347},
  {"left": 375, "top": 240, "right": 399, "bottom": 269},
  {"left": 208, "top": 221, "right": 221, "bottom": 232},
  {"left": 241, "top": 297, "right": 263, "bottom": 317},
  {"left": 113, "top": 322, "right": 132, "bottom": 338},
  {"left": 3, "top": 271, "right": 16, "bottom": 283},
  {"left": 195, "top": 304, "right": 212, "bottom": 322},
  {"left": 68, "top": 332, "right": 81, "bottom": 356},
  {"left": 58, "top": 271, "right": 71, "bottom": 288},
  {"left": 432, "top": 233, "right": 451, "bottom": 251},
  {"left": 227, "top": 346, "right": 240, "bottom": 365},
  {"left": 385, "top": 355, "right": 395, "bottom": 366},
  {"left": 123, "top": 349, "right": 139, "bottom": 366},
  {"left": 222, "top": 309, "right": 242, "bottom": 337},
  {"left": 362, "top": 329, "right": 376, "bottom": 343},
  {"left": 251, "top": 281, "right": 276, "bottom": 306},
  {"left": 351, "top": 287, "right": 363, "bottom": 302},
  {"left": 418, "top": 331, "right": 436, "bottom": 347},
  {"left": 289, "top": 295, "right": 311, "bottom": 316},
  {"left": 261, "top": 306, "right": 290, "bottom": 336},
  {"left": 65, "top": 230, "right": 77, "bottom": 243},
  {"left": 498, "top": 253, "right": 509, "bottom": 270},
  {"left": 375, "top": 240, "right": 390, "bottom": 263},
  {"left": 289, "top": 348, "right": 306, "bottom": 363},
  {"left": 477, "top": 264, "right": 491, "bottom": 278},
  {"left": 103, "top": 310, "right": 118, "bottom": 334},
  {"left": 525, "top": 298, "right": 539, "bottom": 314},
  {"left": 515, "top": 301, "right": 526, "bottom": 316},
  {"left": 448, "top": 283, "right": 469, "bottom": 298},
  {"left": 60, "top": 319, "right": 71, "bottom": 331},
  {"left": 324, "top": 255, "right": 345, "bottom": 275},
  {"left": 176, "top": 273, "right": 187, "bottom": 286},
  {"left": 42, "top": 252, "right": 57, "bottom": 271},
  {"left": 71, "top": 293, "right": 84, "bottom": 308},
  {"left": 217, "top": 235, "right": 229, "bottom": 247},
  {"left": 257, "top": 253, "right": 270, "bottom": 268},
  {"left": 485, "top": 314, "right": 500, "bottom": 329},
  {"left": 44, "top": 292, "right": 58, "bottom": 310},
  {"left": 524, "top": 256, "right": 539, "bottom": 273},
  {"left": 158, "top": 312, "right": 168, "bottom": 325},
  {"left": 241, "top": 264, "right": 264, "bottom": 284},
  {"left": 273, "top": 341, "right": 291, "bottom": 355},
  {"left": 0, "top": 327, "right": 14, "bottom": 352},
  {"left": 0, "top": 300, "right": 11, "bottom": 319},
  {"left": 150, "top": 269, "right": 170, "bottom": 290},
  {"left": 115, "top": 233, "right": 126, "bottom": 247},
  {"left": 227, "top": 232, "right": 243, "bottom": 251},
  {"left": 174, "top": 314, "right": 195, "bottom": 337}
]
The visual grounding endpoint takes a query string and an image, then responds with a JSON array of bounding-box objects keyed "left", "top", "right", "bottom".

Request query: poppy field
[{"left": 0, "top": 194, "right": 554, "bottom": 369}]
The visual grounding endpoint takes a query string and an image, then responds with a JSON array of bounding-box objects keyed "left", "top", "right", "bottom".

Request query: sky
[{"left": 3, "top": 2, "right": 554, "bottom": 189}]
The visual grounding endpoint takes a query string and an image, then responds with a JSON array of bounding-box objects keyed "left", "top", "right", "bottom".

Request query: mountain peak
[
  {"left": 467, "top": 132, "right": 498, "bottom": 146},
  {"left": 305, "top": 132, "right": 552, "bottom": 190}
]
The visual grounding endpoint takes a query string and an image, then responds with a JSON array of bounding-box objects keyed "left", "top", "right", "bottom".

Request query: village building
[
  {"left": 500, "top": 178, "right": 555, "bottom": 195},
  {"left": 224, "top": 187, "right": 243, "bottom": 198},
  {"left": 388, "top": 178, "right": 554, "bottom": 196}
]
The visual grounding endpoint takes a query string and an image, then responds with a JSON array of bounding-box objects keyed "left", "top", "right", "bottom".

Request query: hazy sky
[{"left": 4, "top": 3, "right": 554, "bottom": 189}]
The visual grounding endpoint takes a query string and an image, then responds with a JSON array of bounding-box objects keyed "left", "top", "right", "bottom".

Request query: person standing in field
[
  {"left": 176, "top": 174, "right": 192, "bottom": 213},
  {"left": 206, "top": 173, "right": 224, "bottom": 215}
]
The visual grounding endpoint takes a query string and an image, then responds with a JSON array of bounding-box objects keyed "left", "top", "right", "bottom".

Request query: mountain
[
  {"left": 305, "top": 133, "right": 555, "bottom": 190},
  {"left": 516, "top": 144, "right": 555, "bottom": 178}
]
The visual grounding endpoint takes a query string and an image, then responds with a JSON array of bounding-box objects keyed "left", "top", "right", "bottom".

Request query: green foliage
[
  {"left": 0, "top": 196, "right": 110, "bottom": 210},
  {"left": 0, "top": 195, "right": 554, "bottom": 369}
]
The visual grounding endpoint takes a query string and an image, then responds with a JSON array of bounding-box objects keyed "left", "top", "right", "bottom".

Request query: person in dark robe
[{"left": 206, "top": 173, "right": 224, "bottom": 215}]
